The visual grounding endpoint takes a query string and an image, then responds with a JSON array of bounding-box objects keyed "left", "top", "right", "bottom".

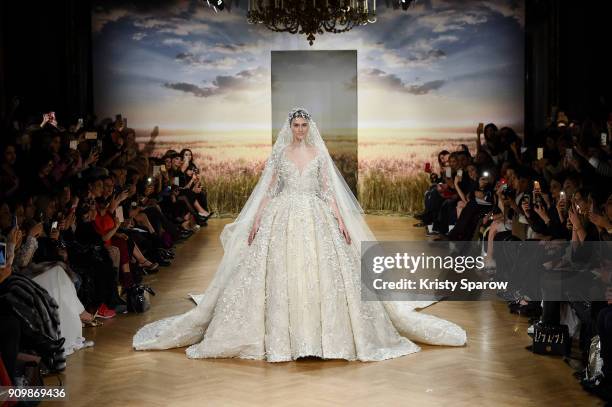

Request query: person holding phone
[
  {"left": 9, "top": 204, "right": 97, "bottom": 356},
  {"left": 179, "top": 149, "right": 213, "bottom": 222},
  {"left": 164, "top": 151, "right": 210, "bottom": 226},
  {"left": 93, "top": 197, "right": 159, "bottom": 290},
  {"left": 476, "top": 122, "right": 503, "bottom": 164}
]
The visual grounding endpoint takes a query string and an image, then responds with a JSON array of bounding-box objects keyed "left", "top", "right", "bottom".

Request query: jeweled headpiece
[{"left": 288, "top": 107, "right": 311, "bottom": 124}]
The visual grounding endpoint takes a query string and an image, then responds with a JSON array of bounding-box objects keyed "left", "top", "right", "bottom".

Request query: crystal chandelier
[{"left": 246, "top": 0, "right": 381, "bottom": 46}]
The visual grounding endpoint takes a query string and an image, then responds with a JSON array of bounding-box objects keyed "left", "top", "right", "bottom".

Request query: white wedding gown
[{"left": 133, "top": 148, "right": 466, "bottom": 361}]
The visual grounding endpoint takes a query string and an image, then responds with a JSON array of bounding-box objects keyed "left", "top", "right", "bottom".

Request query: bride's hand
[
  {"left": 248, "top": 220, "right": 260, "bottom": 245},
  {"left": 338, "top": 221, "right": 351, "bottom": 245}
]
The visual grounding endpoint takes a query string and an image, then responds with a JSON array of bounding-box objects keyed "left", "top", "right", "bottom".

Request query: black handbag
[
  {"left": 127, "top": 284, "right": 156, "bottom": 313},
  {"left": 532, "top": 322, "right": 571, "bottom": 356}
]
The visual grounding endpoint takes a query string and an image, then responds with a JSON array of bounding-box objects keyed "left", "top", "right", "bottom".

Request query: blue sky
[{"left": 92, "top": 0, "right": 524, "bottom": 132}]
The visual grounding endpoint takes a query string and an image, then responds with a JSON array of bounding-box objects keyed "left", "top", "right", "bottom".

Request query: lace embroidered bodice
[{"left": 265, "top": 147, "right": 335, "bottom": 204}]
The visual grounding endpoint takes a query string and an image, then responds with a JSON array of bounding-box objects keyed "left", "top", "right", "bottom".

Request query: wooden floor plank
[{"left": 41, "top": 216, "right": 600, "bottom": 406}]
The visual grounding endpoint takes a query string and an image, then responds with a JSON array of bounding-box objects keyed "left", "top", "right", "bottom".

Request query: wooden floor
[{"left": 43, "top": 216, "right": 600, "bottom": 406}]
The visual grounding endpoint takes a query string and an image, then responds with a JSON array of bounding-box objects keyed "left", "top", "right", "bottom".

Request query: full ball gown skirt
[{"left": 133, "top": 152, "right": 466, "bottom": 361}]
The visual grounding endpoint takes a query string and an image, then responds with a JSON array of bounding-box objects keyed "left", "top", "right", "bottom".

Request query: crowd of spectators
[
  {"left": 0, "top": 110, "right": 213, "bottom": 385},
  {"left": 416, "top": 111, "right": 612, "bottom": 400}
]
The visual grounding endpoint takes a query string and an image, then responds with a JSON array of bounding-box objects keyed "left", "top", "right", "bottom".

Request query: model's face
[
  {"left": 183, "top": 151, "right": 192, "bottom": 161},
  {"left": 291, "top": 118, "right": 309, "bottom": 142}
]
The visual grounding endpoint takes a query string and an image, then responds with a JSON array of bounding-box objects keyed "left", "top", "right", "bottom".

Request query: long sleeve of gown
[
  {"left": 253, "top": 161, "right": 281, "bottom": 222},
  {"left": 318, "top": 157, "right": 340, "bottom": 219},
  {"left": 264, "top": 169, "right": 281, "bottom": 199}
]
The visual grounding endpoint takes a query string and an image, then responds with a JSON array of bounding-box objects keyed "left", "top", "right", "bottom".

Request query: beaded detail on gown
[{"left": 133, "top": 148, "right": 467, "bottom": 361}]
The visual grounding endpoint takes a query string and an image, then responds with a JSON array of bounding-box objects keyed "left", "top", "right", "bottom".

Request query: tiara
[{"left": 288, "top": 107, "right": 311, "bottom": 122}]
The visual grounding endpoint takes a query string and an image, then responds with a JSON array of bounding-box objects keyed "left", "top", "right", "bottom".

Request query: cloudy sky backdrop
[{"left": 92, "top": 0, "right": 524, "bottom": 134}]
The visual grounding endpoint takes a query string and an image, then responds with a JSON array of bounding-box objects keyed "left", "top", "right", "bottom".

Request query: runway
[{"left": 43, "top": 216, "right": 599, "bottom": 406}]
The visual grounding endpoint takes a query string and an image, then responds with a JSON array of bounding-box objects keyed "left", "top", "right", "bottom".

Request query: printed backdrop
[{"left": 92, "top": 0, "right": 524, "bottom": 215}]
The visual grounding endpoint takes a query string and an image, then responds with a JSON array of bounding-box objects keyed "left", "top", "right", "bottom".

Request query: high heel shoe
[{"left": 139, "top": 260, "right": 159, "bottom": 272}]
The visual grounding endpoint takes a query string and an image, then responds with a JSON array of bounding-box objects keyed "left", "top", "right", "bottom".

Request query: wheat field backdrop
[{"left": 137, "top": 129, "right": 475, "bottom": 217}]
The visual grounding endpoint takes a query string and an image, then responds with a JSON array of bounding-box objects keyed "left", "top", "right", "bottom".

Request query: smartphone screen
[
  {"left": 51, "top": 221, "right": 59, "bottom": 231},
  {"left": 537, "top": 148, "right": 543, "bottom": 160},
  {"left": 0, "top": 242, "right": 6, "bottom": 267},
  {"left": 173, "top": 177, "right": 180, "bottom": 186},
  {"left": 70, "top": 140, "right": 79, "bottom": 150},
  {"left": 116, "top": 206, "right": 124, "bottom": 223},
  {"left": 602, "top": 133, "right": 608, "bottom": 146},
  {"left": 457, "top": 169, "right": 463, "bottom": 177},
  {"left": 444, "top": 167, "right": 452, "bottom": 178}
]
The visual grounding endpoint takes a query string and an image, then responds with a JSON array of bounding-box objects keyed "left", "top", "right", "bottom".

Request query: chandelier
[{"left": 246, "top": 0, "right": 410, "bottom": 46}]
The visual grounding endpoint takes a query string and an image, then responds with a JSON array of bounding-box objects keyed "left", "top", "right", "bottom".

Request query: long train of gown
[{"left": 133, "top": 151, "right": 466, "bottom": 361}]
